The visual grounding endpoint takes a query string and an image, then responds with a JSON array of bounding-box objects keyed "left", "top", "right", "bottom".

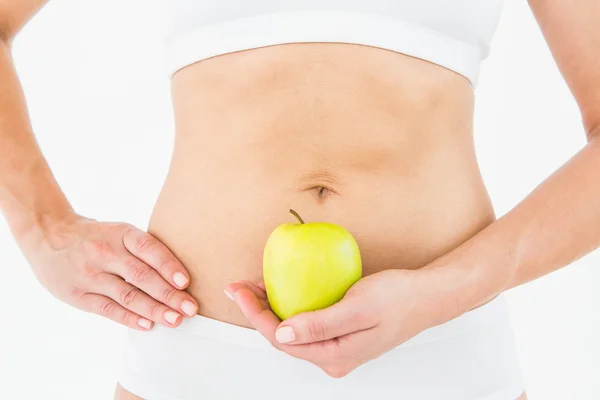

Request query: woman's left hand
[{"left": 225, "top": 268, "right": 451, "bottom": 378}]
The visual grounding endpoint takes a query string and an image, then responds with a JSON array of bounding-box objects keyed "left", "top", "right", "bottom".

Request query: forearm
[
  {"left": 423, "top": 132, "right": 600, "bottom": 323},
  {"left": 0, "top": 39, "right": 74, "bottom": 241}
]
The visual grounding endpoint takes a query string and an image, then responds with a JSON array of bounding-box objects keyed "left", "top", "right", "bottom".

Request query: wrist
[
  {"left": 7, "top": 204, "right": 81, "bottom": 250},
  {"left": 0, "top": 153, "right": 78, "bottom": 244},
  {"left": 418, "top": 225, "right": 515, "bottom": 324}
]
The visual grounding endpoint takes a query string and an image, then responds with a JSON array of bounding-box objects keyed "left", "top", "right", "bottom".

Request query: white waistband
[
  {"left": 172, "top": 293, "right": 510, "bottom": 351},
  {"left": 118, "top": 293, "right": 523, "bottom": 400}
]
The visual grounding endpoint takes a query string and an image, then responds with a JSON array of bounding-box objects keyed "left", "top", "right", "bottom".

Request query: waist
[
  {"left": 146, "top": 294, "right": 512, "bottom": 352},
  {"left": 119, "top": 294, "right": 524, "bottom": 400},
  {"left": 149, "top": 171, "right": 494, "bottom": 326},
  {"left": 148, "top": 42, "right": 491, "bottom": 326}
]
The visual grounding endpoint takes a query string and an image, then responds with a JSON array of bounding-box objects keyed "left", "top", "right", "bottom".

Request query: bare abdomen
[{"left": 147, "top": 42, "right": 494, "bottom": 327}]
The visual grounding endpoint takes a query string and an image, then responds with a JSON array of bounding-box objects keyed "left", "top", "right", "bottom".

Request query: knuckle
[
  {"left": 157, "top": 259, "right": 176, "bottom": 274},
  {"left": 126, "top": 260, "right": 152, "bottom": 284},
  {"left": 161, "top": 286, "right": 177, "bottom": 304},
  {"left": 308, "top": 318, "right": 327, "bottom": 342},
  {"left": 119, "top": 224, "right": 136, "bottom": 243},
  {"left": 116, "top": 222, "right": 134, "bottom": 233},
  {"left": 121, "top": 311, "right": 137, "bottom": 327},
  {"left": 134, "top": 235, "right": 158, "bottom": 253},
  {"left": 81, "top": 261, "right": 101, "bottom": 277},
  {"left": 89, "top": 239, "right": 115, "bottom": 258},
  {"left": 148, "top": 301, "right": 162, "bottom": 319},
  {"left": 99, "top": 300, "right": 116, "bottom": 317},
  {"left": 74, "top": 267, "right": 98, "bottom": 291},
  {"left": 119, "top": 286, "right": 141, "bottom": 306},
  {"left": 68, "top": 285, "right": 85, "bottom": 300}
]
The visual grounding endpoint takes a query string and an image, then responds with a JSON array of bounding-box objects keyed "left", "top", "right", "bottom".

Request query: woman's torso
[{"left": 147, "top": 43, "right": 495, "bottom": 328}]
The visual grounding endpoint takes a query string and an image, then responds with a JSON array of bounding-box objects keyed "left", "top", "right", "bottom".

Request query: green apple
[{"left": 263, "top": 209, "right": 362, "bottom": 320}]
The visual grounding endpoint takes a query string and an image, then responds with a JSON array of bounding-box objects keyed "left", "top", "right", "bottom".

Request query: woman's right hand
[{"left": 18, "top": 213, "right": 199, "bottom": 330}]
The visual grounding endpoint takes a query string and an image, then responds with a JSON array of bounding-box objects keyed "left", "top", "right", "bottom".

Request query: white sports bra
[{"left": 160, "top": 0, "right": 504, "bottom": 87}]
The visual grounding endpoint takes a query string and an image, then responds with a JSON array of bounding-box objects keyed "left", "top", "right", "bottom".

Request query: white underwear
[{"left": 117, "top": 294, "right": 524, "bottom": 400}]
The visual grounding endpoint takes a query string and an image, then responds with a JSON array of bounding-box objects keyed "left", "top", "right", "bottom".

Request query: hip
[{"left": 117, "top": 293, "right": 524, "bottom": 400}]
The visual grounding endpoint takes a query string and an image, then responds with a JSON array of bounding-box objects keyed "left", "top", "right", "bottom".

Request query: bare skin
[
  {"left": 122, "top": 42, "right": 505, "bottom": 398},
  {"left": 1, "top": 0, "right": 598, "bottom": 399},
  {"left": 151, "top": 41, "right": 492, "bottom": 326}
]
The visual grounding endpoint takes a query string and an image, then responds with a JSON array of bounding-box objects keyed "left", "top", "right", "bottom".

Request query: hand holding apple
[
  {"left": 225, "top": 210, "right": 458, "bottom": 377},
  {"left": 225, "top": 268, "right": 445, "bottom": 378}
]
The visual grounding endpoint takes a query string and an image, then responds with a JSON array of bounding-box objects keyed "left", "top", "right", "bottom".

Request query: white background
[{"left": 1, "top": 0, "right": 599, "bottom": 399}]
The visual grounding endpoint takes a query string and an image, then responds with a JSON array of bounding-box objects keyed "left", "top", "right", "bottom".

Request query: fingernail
[
  {"left": 224, "top": 289, "right": 235, "bottom": 301},
  {"left": 173, "top": 272, "right": 189, "bottom": 288},
  {"left": 181, "top": 300, "right": 197, "bottom": 316},
  {"left": 276, "top": 326, "right": 295, "bottom": 343},
  {"left": 137, "top": 318, "right": 152, "bottom": 329},
  {"left": 164, "top": 310, "right": 181, "bottom": 325}
]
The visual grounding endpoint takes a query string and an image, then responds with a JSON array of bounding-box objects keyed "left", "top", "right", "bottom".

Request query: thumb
[{"left": 275, "top": 297, "right": 377, "bottom": 344}]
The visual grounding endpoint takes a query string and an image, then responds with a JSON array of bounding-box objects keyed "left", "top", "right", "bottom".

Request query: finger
[
  {"left": 92, "top": 273, "right": 185, "bottom": 327},
  {"left": 228, "top": 284, "right": 282, "bottom": 346},
  {"left": 80, "top": 293, "right": 154, "bottom": 331},
  {"left": 122, "top": 226, "right": 191, "bottom": 290},
  {"left": 226, "top": 280, "right": 267, "bottom": 302},
  {"left": 275, "top": 296, "right": 377, "bottom": 344},
  {"left": 108, "top": 255, "right": 198, "bottom": 317},
  {"left": 229, "top": 283, "right": 337, "bottom": 363}
]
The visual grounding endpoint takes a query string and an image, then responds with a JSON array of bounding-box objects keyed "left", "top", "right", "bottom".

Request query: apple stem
[{"left": 289, "top": 209, "right": 305, "bottom": 224}]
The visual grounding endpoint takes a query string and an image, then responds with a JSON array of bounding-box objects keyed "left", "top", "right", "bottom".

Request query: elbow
[
  {"left": 0, "top": 18, "right": 16, "bottom": 46},
  {"left": 586, "top": 125, "right": 600, "bottom": 144},
  {"left": 583, "top": 109, "right": 600, "bottom": 143},
  {"left": 0, "top": 25, "right": 13, "bottom": 46}
]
